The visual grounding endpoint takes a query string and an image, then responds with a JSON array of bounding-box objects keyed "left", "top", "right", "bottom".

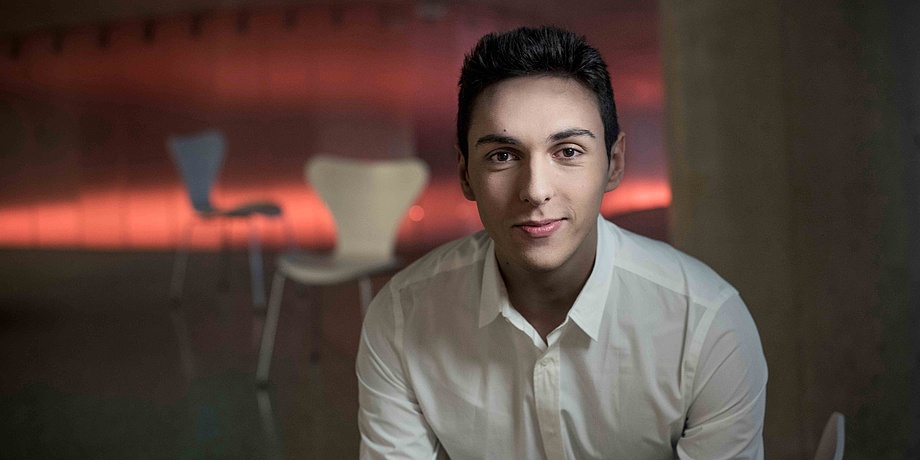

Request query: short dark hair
[{"left": 456, "top": 26, "right": 619, "bottom": 160}]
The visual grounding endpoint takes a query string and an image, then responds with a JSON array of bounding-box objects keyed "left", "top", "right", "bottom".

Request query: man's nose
[{"left": 518, "top": 157, "right": 554, "bottom": 205}]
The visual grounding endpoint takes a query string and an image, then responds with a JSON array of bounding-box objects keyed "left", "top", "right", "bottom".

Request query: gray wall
[{"left": 659, "top": 0, "right": 917, "bottom": 458}]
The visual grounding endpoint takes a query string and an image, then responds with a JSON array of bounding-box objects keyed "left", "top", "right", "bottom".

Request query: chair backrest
[
  {"left": 307, "top": 155, "right": 429, "bottom": 260},
  {"left": 813, "top": 412, "right": 845, "bottom": 460},
  {"left": 168, "top": 130, "right": 226, "bottom": 213}
]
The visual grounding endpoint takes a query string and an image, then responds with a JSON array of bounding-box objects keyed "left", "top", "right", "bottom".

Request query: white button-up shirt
[{"left": 357, "top": 217, "right": 768, "bottom": 459}]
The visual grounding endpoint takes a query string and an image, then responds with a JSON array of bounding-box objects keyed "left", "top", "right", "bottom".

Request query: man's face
[{"left": 459, "top": 75, "right": 625, "bottom": 274}]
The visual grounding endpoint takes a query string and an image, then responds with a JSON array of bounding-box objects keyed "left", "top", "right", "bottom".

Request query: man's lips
[{"left": 514, "top": 219, "right": 564, "bottom": 237}]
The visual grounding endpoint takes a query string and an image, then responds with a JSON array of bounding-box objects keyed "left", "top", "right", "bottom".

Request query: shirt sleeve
[
  {"left": 356, "top": 282, "right": 441, "bottom": 459},
  {"left": 676, "top": 293, "right": 769, "bottom": 460}
]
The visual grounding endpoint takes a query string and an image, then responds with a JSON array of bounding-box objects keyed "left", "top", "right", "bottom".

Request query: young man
[{"left": 357, "top": 26, "right": 767, "bottom": 459}]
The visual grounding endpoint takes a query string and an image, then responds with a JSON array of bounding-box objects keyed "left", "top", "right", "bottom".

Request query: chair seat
[
  {"left": 202, "top": 201, "right": 283, "bottom": 218},
  {"left": 277, "top": 251, "right": 400, "bottom": 285}
]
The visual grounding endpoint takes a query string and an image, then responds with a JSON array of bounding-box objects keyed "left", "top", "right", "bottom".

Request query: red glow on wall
[{"left": 0, "top": 176, "right": 670, "bottom": 251}]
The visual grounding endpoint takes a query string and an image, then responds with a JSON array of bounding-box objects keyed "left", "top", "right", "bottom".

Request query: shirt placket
[{"left": 533, "top": 345, "right": 564, "bottom": 460}]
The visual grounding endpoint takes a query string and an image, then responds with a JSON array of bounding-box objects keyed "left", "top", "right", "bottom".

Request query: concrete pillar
[
  {"left": 658, "top": 1, "right": 915, "bottom": 458},
  {"left": 884, "top": 1, "right": 920, "bottom": 457}
]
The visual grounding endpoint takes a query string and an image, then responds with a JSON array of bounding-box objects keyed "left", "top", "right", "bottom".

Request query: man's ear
[
  {"left": 457, "top": 146, "right": 476, "bottom": 201},
  {"left": 604, "top": 132, "right": 626, "bottom": 192}
]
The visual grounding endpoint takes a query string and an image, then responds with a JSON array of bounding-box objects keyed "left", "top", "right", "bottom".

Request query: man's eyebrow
[
  {"left": 548, "top": 128, "right": 596, "bottom": 142},
  {"left": 475, "top": 134, "right": 520, "bottom": 146}
]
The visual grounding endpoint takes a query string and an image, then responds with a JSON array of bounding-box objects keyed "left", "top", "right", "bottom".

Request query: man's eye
[
  {"left": 560, "top": 148, "right": 580, "bottom": 158},
  {"left": 491, "top": 151, "right": 513, "bottom": 162}
]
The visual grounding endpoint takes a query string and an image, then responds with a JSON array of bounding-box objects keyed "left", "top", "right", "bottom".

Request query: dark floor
[{"left": 0, "top": 209, "right": 668, "bottom": 459}]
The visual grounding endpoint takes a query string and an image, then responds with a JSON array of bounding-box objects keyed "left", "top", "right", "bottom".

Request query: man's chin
[{"left": 513, "top": 251, "right": 567, "bottom": 274}]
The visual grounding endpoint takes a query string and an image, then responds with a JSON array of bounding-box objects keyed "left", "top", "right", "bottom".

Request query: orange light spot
[{"left": 408, "top": 205, "right": 425, "bottom": 222}]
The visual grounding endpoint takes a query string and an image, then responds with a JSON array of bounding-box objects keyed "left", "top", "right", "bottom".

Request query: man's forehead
[{"left": 468, "top": 76, "right": 604, "bottom": 139}]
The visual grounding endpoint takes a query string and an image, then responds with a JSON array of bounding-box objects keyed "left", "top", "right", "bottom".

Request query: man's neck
[{"left": 497, "top": 232, "right": 598, "bottom": 340}]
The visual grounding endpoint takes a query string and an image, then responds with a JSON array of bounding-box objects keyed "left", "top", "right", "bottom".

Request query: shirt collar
[
  {"left": 477, "top": 216, "right": 617, "bottom": 341},
  {"left": 478, "top": 240, "right": 505, "bottom": 328},
  {"left": 566, "top": 216, "right": 616, "bottom": 341}
]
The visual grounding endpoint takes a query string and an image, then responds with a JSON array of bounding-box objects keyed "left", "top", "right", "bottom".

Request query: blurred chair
[
  {"left": 169, "top": 130, "right": 286, "bottom": 307},
  {"left": 256, "top": 155, "right": 429, "bottom": 384},
  {"left": 813, "top": 411, "right": 845, "bottom": 460}
]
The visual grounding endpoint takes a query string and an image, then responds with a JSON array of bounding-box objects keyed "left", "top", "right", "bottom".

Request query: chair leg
[
  {"left": 218, "top": 218, "right": 231, "bottom": 292},
  {"left": 248, "top": 219, "right": 267, "bottom": 308},
  {"left": 307, "top": 286, "right": 321, "bottom": 363},
  {"left": 257, "top": 272, "right": 287, "bottom": 384},
  {"left": 170, "top": 221, "right": 193, "bottom": 301},
  {"left": 359, "top": 276, "right": 373, "bottom": 316},
  {"left": 256, "top": 389, "right": 283, "bottom": 460},
  {"left": 169, "top": 308, "right": 195, "bottom": 383}
]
